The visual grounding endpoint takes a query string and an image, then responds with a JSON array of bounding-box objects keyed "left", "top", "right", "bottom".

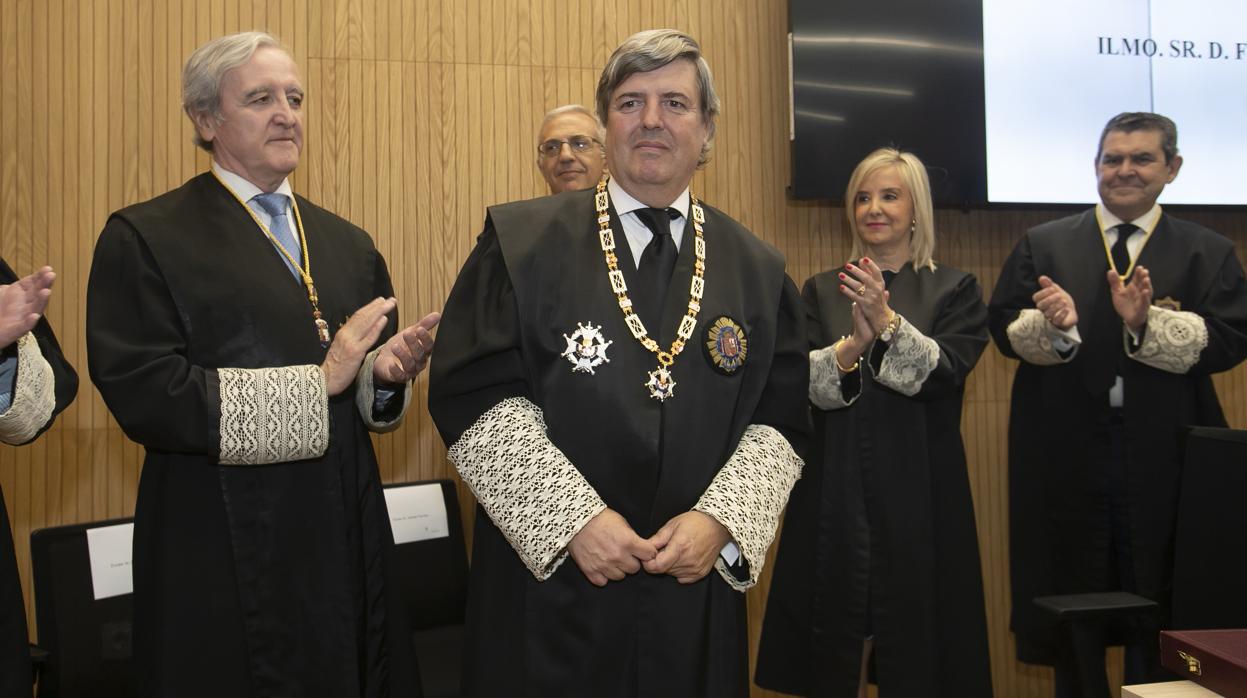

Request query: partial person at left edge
[
  {"left": 0, "top": 259, "right": 78, "bottom": 698},
  {"left": 85, "top": 32, "right": 439, "bottom": 698}
]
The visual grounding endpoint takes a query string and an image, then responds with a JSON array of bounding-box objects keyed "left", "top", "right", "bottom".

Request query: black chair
[
  {"left": 384, "top": 479, "right": 470, "bottom": 698},
  {"left": 1034, "top": 591, "right": 1159, "bottom": 698},
  {"left": 1172, "top": 426, "right": 1247, "bottom": 630},
  {"left": 29, "top": 518, "right": 135, "bottom": 698}
]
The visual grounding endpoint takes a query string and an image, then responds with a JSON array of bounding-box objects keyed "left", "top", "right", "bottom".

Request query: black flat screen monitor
[{"left": 789, "top": 0, "right": 986, "bottom": 205}]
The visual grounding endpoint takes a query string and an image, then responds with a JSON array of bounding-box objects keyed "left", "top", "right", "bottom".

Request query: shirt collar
[
  {"left": 212, "top": 161, "right": 294, "bottom": 206},
  {"left": 607, "top": 177, "right": 690, "bottom": 220},
  {"left": 1096, "top": 201, "right": 1162, "bottom": 235}
]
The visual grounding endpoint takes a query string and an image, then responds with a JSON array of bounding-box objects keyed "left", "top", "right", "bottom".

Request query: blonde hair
[{"left": 844, "top": 147, "right": 936, "bottom": 271}]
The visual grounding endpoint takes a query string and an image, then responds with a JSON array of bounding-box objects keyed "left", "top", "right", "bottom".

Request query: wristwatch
[{"left": 879, "top": 311, "right": 901, "bottom": 343}]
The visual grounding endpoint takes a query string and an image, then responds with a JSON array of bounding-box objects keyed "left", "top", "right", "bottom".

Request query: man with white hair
[
  {"left": 432, "top": 29, "right": 808, "bottom": 697},
  {"left": 86, "top": 32, "right": 437, "bottom": 696},
  {"left": 535, "top": 104, "right": 607, "bottom": 193}
]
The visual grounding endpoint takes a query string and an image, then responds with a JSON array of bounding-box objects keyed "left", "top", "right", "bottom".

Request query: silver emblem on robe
[{"left": 561, "top": 321, "right": 613, "bottom": 375}]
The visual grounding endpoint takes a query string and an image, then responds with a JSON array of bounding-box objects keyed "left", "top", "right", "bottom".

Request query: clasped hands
[
  {"left": 834, "top": 257, "right": 894, "bottom": 366},
  {"left": 567, "top": 508, "right": 731, "bottom": 587},
  {"left": 1032, "top": 267, "right": 1152, "bottom": 334},
  {"left": 320, "top": 296, "right": 442, "bottom": 396}
]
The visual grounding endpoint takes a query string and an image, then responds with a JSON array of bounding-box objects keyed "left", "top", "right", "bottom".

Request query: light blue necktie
[{"left": 250, "top": 192, "right": 301, "bottom": 278}]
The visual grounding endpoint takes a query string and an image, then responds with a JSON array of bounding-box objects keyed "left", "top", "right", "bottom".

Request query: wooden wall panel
[{"left": 0, "top": 1, "right": 1244, "bottom": 696}]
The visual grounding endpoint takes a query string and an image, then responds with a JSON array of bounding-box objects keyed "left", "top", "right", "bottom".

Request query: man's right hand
[
  {"left": 0, "top": 266, "right": 55, "bottom": 348},
  {"left": 1033, "top": 275, "right": 1079, "bottom": 330},
  {"left": 321, "top": 297, "right": 398, "bottom": 396},
  {"left": 567, "top": 508, "right": 657, "bottom": 587}
]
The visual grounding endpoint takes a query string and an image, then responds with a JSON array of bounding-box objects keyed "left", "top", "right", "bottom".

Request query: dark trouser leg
[{"left": 1105, "top": 412, "right": 1167, "bottom": 685}]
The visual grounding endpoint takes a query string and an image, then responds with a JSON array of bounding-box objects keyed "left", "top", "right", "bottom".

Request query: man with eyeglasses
[
  {"left": 536, "top": 104, "right": 607, "bottom": 193},
  {"left": 432, "top": 29, "right": 808, "bottom": 697}
]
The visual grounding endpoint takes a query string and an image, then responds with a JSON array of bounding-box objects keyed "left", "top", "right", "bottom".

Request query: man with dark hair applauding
[{"left": 990, "top": 112, "right": 1247, "bottom": 691}]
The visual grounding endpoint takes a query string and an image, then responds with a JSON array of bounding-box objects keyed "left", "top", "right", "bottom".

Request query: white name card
[
  {"left": 85, "top": 522, "right": 134, "bottom": 600},
  {"left": 385, "top": 483, "right": 449, "bottom": 544}
]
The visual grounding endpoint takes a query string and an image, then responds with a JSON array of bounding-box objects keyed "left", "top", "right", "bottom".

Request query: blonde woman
[{"left": 756, "top": 148, "right": 992, "bottom": 697}]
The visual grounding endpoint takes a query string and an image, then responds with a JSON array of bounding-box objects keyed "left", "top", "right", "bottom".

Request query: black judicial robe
[
  {"left": 1, "top": 257, "right": 78, "bottom": 698},
  {"left": 756, "top": 264, "right": 992, "bottom": 697},
  {"left": 429, "top": 188, "right": 809, "bottom": 698},
  {"left": 85, "top": 173, "right": 419, "bottom": 697},
  {"left": 988, "top": 210, "right": 1247, "bottom": 664}
]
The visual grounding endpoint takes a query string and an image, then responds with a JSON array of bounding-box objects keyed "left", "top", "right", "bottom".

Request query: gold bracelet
[{"left": 832, "top": 337, "right": 860, "bottom": 374}]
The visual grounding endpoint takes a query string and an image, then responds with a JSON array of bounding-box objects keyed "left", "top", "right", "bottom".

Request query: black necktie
[
  {"left": 1110, "top": 223, "right": 1138, "bottom": 277},
  {"left": 634, "top": 207, "right": 680, "bottom": 327}
]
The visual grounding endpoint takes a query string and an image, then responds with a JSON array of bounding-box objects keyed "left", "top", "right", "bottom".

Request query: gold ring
[{"left": 856, "top": 286, "right": 865, "bottom": 297}]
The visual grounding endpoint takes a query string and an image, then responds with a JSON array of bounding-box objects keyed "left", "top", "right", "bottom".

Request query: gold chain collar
[
  {"left": 211, "top": 171, "right": 332, "bottom": 346},
  {"left": 594, "top": 177, "right": 706, "bottom": 400}
]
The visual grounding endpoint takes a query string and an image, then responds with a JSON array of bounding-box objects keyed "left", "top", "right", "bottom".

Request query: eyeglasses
[{"left": 538, "top": 136, "right": 601, "bottom": 158}]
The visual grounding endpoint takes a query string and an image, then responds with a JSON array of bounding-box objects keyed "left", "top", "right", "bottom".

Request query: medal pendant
[
  {"left": 315, "top": 317, "right": 331, "bottom": 347},
  {"left": 645, "top": 366, "right": 676, "bottom": 401}
]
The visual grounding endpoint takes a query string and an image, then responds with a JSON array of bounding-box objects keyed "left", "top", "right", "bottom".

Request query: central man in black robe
[
  {"left": 429, "top": 29, "right": 809, "bottom": 698},
  {"left": 86, "top": 32, "right": 438, "bottom": 697}
]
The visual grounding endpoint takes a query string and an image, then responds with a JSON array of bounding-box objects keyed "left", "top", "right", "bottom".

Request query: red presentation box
[{"left": 1160, "top": 629, "right": 1247, "bottom": 698}]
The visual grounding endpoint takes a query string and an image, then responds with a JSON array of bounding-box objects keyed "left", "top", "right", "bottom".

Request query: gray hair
[
  {"left": 595, "top": 29, "right": 720, "bottom": 167},
  {"left": 1096, "top": 112, "right": 1179, "bottom": 164},
  {"left": 183, "top": 31, "right": 285, "bottom": 152},
  {"left": 539, "top": 104, "right": 605, "bottom": 144}
]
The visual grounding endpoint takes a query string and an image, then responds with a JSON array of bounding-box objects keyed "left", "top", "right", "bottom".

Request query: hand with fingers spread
[
  {"left": 1032, "top": 275, "right": 1079, "bottom": 330},
  {"left": 373, "top": 311, "right": 441, "bottom": 385},
  {"left": 840, "top": 258, "right": 893, "bottom": 334},
  {"left": 322, "top": 297, "right": 398, "bottom": 396},
  {"left": 567, "top": 508, "right": 658, "bottom": 587},
  {"left": 1108, "top": 265, "right": 1152, "bottom": 332},
  {"left": 0, "top": 265, "right": 55, "bottom": 348},
  {"left": 643, "top": 511, "right": 732, "bottom": 584}
]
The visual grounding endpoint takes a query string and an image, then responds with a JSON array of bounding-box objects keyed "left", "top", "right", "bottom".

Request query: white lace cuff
[
  {"left": 694, "top": 424, "right": 804, "bottom": 591},
  {"left": 447, "top": 397, "right": 607, "bottom": 581},
  {"left": 355, "top": 347, "right": 410, "bottom": 433},
  {"left": 874, "top": 318, "right": 939, "bottom": 397},
  {"left": 1006, "top": 309, "right": 1072, "bottom": 366},
  {"left": 809, "top": 345, "right": 857, "bottom": 409},
  {"left": 217, "top": 365, "right": 329, "bottom": 465},
  {"left": 0, "top": 333, "right": 56, "bottom": 445},
  {"left": 1129, "top": 305, "right": 1208, "bottom": 374}
]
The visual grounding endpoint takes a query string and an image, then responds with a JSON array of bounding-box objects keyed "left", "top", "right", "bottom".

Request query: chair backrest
[
  {"left": 29, "top": 518, "right": 135, "bottom": 698},
  {"left": 1172, "top": 426, "right": 1247, "bottom": 629},
  {"left": 383, "top": 479, "right": 470, "bottom": 630}
]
